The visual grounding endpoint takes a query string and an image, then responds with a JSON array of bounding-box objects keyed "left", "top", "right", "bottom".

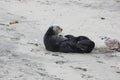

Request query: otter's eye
[{"left": 58, "top": 26, "right": 62, "bottom": 31}]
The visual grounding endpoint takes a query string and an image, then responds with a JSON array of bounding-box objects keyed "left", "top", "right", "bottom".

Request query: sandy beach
[{"left": 0, "top": 0, "right": 120, "bottom": 80}]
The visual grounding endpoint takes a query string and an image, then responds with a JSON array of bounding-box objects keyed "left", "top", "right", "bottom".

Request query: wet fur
[
  {"left": 44, "top": 26, "right": 66, "bottom": 52},
  {"left": 44, "top": 26, "right": 95, "bottom": 53}
]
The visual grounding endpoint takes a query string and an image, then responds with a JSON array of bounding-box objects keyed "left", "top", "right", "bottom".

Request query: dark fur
[
  {"left": 61, "top": 35, "right": 95, "bottom": 53},
  {"left": 44, "top": 26, "right": 95, "bottom": 53},
  {"left": 44, "top": 26, "right": 66, "bottom": 52}
]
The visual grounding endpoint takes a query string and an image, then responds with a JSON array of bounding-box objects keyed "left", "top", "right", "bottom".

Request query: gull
[{"left": 101, "top": 36, "right": 120, "bottom": 51}]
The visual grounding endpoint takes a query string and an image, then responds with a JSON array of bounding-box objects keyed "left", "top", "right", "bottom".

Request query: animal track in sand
[
  {"left": 81, "top": 74, "right": 94, "bottom": 79},
  {"left": 52, "top": 53, "right": 64, "bottom": 58},
  {"left": 27, "top": 42, "right": 40, "bottom": 46},
  {"left": 55, "top": 61, "right": 67, "bottom": 65},
  {"left": 96, "top": 60, "right": 105, "bottom": 64},
  {"left": 116, "top": 71, "right": 120, "bottom": 74},
  {"left": 70, "top": 66, "right": 88, "bottom": 72}
]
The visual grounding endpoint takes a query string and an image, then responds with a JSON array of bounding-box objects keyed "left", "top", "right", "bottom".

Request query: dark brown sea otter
[{"left": 43, "top": 26, "right": 95, "bottom": 53}]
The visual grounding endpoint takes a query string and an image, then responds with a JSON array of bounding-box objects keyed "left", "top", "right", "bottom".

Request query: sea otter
[
  {"left": 43, "top": 26, "right": 66, "bottom": 52},
  {"left": 44, "top": 26, "right": 95, "bottom": 53}
]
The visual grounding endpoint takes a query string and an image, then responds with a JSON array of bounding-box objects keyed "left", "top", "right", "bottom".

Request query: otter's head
[
  {"left": 46, "top": 25, "right": 63, "bottom": 35},
  {"left": 52, "top": 26, "right": 63, "bottom": 35}
]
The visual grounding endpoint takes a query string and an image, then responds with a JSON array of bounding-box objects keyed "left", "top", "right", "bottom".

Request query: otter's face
[{"left": 52, "top": 26, "right": 63, "bottom": 35}]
